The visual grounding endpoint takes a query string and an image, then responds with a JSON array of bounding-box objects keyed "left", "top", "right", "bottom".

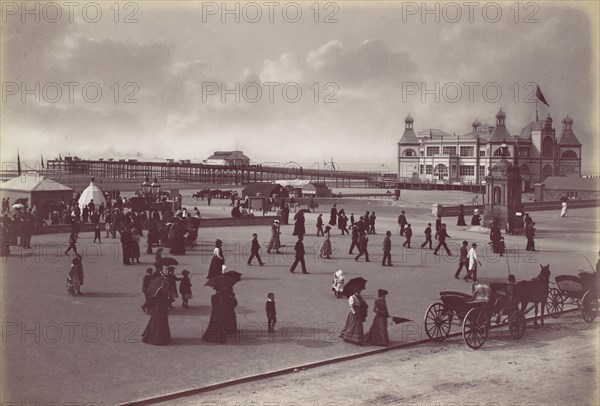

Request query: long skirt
[
  {"left": 202, "top": 310, "right": 227, "bottom": 343},
  {"left": 267, "top": 236, "right": 280, "bottom": 251},
  {"left": 142, "top": 306, "right": 171, "bottom": 345},
  {"left": 320, "top": 239, "right": 332, "bottom": 257},
  {"left": 207, "top": 256, "right": 224, "bottom": 279},
  {"left": 365, "top": 314, "right": 390, "bottom": 346},
  {"left": 339, "top": 312, "right": 364, "bottom": 345},
  {"left": 130, "top": 241, "right": 141, "bottom": 259}
]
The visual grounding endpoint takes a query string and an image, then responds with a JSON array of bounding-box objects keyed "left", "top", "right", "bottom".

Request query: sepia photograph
[{"left": 1, "top": 1, "right": 599, "bottom": 405}]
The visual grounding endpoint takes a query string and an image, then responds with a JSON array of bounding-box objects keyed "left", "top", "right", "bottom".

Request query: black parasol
[
  {"left": 223, "top": 271, "right": 242, "bottom": 284},
  {"left": 205, "top": 274, "right": 236, "bottom": 290},
  {"left": 342, "top": 277, "right": 367, "bottom": 298},
  {"left": 156, "top": 257, "right": 179, "bottom": 267}
]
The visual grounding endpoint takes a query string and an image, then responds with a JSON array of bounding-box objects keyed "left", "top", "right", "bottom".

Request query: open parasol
[
  {"left": 205, "top": 274, "right": 236, "bottom": 290},
  {"left": 342, "top": 277, "right": 367, "bottom": 298},
  {"left": 223, "top": 271, "right": 242, "bottom": 284},
  {"left": 156, "top": 257, "right": 179, "bottom": 267}
]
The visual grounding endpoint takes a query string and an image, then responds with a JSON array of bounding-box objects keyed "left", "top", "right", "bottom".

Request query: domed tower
[
  {"left": 483, "top": 140, "right": 522, "bottom": 233},
  {"left": 557, "top": 115, "right": 582, "bottom": 176},
  {"left": 397, "top": 114, "right": 420, "bottom": 179},
  {"left": 489, "top": 108, "right": 515, "bottom": 157}
]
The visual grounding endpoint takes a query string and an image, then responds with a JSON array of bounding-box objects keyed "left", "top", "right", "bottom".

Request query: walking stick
[{"left": 505, "top": 250, "right": 512, "bottom": 277}]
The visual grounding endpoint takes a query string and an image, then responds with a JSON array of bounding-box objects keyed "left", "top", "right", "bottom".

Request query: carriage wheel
[
  {"left": 424, "top": 303, "right": 452, "bottom": 342},
  {"left": 581, "top": 291, "right": 598, "bottom": 323},
  {"left": 509, "top": 311, "right": 526, "bottom": 340},
  {"left": 462, "top": 307, "right": 489, "bottom": 349},
  {"left": 546, "top": 288, "right": 564, "bottom": 319}
]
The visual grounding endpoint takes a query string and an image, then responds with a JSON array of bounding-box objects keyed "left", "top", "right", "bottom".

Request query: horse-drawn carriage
[
  {"left": 424, "top": 278, "right": 526, "bottom": 349},
  {"left": 546, "top": 270, "right": 598, "bottom": 322}
]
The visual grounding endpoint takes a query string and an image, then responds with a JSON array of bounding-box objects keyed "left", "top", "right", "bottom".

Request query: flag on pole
[
  {"left": 59, "top": 153, "right": 62, "bottom": 161},
  {"left": 17, "top": 151, "right": 22, "bottom": 176},
  {"left": 536, "top": 85, "right": 550, "bottom": 107},
  {"left": 41, "top": 154, "right": 45, "bottom": 168}
]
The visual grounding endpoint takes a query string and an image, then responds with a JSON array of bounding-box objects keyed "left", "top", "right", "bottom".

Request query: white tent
[{"left": 78, "top": 180, "right": 107, "bottom": 209}]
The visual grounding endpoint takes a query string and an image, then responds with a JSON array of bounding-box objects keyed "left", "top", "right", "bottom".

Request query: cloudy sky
[{"left": 2, "top": 1, "right": 598, "bottom": 171}]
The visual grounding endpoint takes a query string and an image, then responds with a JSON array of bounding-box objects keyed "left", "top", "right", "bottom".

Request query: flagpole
[{"left": 536, "top": 99, "right": 538, "bottom": 122}]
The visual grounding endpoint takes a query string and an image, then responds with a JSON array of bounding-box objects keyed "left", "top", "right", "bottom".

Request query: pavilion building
[{"left": 397, "top": 109, "right": 582, "bottom": 190}]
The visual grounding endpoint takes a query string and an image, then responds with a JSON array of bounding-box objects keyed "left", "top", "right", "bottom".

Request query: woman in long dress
[
  {"left": 560, "top": 201, "right": 568, "bottom": 217},
  {"left": 131, "top": 228, "right": 141, "bottom": 263},
  {"left": 207, "top": 239, "right": 224, "bottom": 279},
  {"left": 365, "top": 289, "right": 390, "bottom": 346},
  {"left": 202, "top": 288, "right": 228, "bottom": 343},
  {"left": 223, "top": 287, "right": 238, "bottom": 336},
  {"left": 142, "top": 279, "right": 171, "bottom": 345},
  {"left": 267, "top": 220, "right": 281, "bottom": 254},
  {"left": 456, "top": 205, "right": 467, "bottom": 226},
  {"left": 339, "top": 287, "right": 368, "bottom": 345},
  {"left": 320, "top": 226, "right": 332, "bottom": 259},
  {"left": 292, "top": 211, "right": 305, "bottom": 237}
]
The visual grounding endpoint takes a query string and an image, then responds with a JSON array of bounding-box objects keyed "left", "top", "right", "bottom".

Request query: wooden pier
[{"left": 39, "top": 159, "right": 485, "bottom": 192}]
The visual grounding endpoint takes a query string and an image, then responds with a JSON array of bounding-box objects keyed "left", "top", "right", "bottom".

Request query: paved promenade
[{"left": 1, "top": 204, "right": 598, "bottom": 404}]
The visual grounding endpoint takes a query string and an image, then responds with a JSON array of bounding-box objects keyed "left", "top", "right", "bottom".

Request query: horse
[{"left": 514, "top": 264, "right": 551, "bottom": 326}]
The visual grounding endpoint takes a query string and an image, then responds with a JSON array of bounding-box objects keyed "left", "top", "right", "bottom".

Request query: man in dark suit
[
  {"left": 434, "top": 223, "right": 452, "bottom": 256},
  {"left": 402, "top": 224, "right": 413, "bottom": 248},
  {"left": 455, "top": 240, "right": 469, "bottom": 279},
  {"left": 290, "top": 235, "right": 308, "bottom": 274},
  {"left": 398, "top": 210, "right": 407, "bottom": 235},
  {"left": 434, "top": 215, "right": 442, "bottom": 240},
  {"left": 349, "top": 225, "right": 360, "bottom": 254},
  {"left": 421, "top": 223, "right": 433, "bottom": 249},
  {"left": 247, "top": 233, "right": 265, "bottom": 266},
  {"left": 382, "top": 231, "right": 392, "bottom": 266}
]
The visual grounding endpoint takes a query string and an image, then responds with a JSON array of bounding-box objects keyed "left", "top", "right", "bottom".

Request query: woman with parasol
[
  {"left": 339, "top": 279, "right": 368, "bottom": 345},
  {"left": 142, "top": 279, "right": 171, "bottom": 346},
  {"left": 365, "top": 289, "right": 390, "bottom": 346},
  {"left": 207, "top": 239, "right": 225, "bottom": 279}
]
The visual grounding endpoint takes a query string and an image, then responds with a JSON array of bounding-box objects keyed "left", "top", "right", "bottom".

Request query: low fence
[
  {"left": 435, "top": 199, "right": 600, "bottom": 217},
  {"left": 33, "top": 215, "right": 281, "bottom": 235}
]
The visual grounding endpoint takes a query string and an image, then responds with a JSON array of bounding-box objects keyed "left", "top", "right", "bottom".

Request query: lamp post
[
  {"left": 150, "top": 178, "right": 161, "bottom": 195},
  {"left": 141, "top": 177, "right": 151, "bottom": 195}
]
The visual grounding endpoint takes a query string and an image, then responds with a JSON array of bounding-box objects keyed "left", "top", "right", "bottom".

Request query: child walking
[
  {"left": 180, "top": 270, "right": 192, "bottom": 308},
  {"left": 266, "top": 292, "right": 277, "bottom": 333},
  {"left": 94, "top": 224, "right": 102, "bottom": 243}
]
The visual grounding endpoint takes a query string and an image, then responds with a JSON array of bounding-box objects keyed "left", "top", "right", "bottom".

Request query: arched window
[
  {"left": 561, "top": 150, "right": 577, "bottom": 158},
  {"left": 493, "top": 147, "right": 511, "bottom": 157},
  {"left": 542, "top": 164, "right": 553, "bottom": 180},
  {"left": 493, "top": 186, "right": 502, "bottom": 204},
  {"left": 403, "top": 149, "right": 416, "bottom": 157},
  {"left": 520, "top": 164, "right": 529, "bottom": 174},
  {"left": 542, "top": 137, "right": 554, "bottom": 158},
  {"left": 433, "top": 164, "right": 448, "bottom": 176}
]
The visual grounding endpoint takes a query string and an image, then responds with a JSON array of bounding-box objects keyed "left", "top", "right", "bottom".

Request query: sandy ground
[
  {"left": 1, "top": 204, "right": 598, "bottom": 405},
  {"left": 177, "top": 311, "right": 599, "bottom": 406}
]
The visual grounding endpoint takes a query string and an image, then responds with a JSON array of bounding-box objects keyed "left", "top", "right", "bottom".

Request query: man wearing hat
[
  {"left": 290, "top": 235, "right": 308, "bottom": 274},
  {"left": 382, "top": 231, "right": 392, "bottom": 266},
  {"left": 465, "top": 243, "right": 482, "bottom": 282},
  {"left": 421, "top": 223, "right": 433, "bottom": 249},
  {"left": 349, "top": 225, "right": 360, "bottom": 255},
  {"left": 433, "top": 223, "right": 452, "bottom": 256},
  {"left": 397, "top": 210, "right": 407, "bottom": 236}
]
